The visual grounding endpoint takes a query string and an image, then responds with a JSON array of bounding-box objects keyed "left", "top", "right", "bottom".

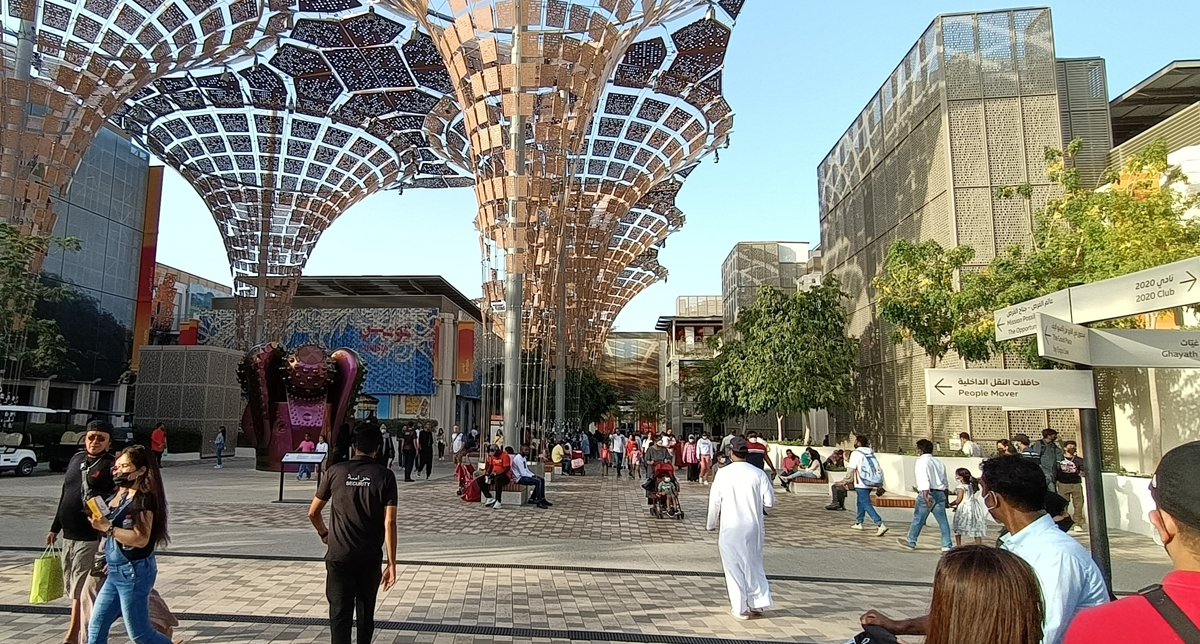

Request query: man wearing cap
[
  {"left": 707, "top": 436, "right": 775, "bottom": 620},
  {"left": 47, "top": 419, "right": 117, "bottom": 644},
  {"left": 1064, "top": 441, "right": 1200, "bottom": 643},
  {"left": 477, "top": 444, "right": 512, "bottom": 509}
]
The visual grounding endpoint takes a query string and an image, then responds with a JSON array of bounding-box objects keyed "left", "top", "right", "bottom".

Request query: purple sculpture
[{"left": 237, "top": 343, "right": 364, "bottom": 472}]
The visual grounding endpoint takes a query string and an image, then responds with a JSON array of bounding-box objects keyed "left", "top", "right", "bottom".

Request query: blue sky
[{"left": 155, "top": 1, "right": 1200, "bottom": 332}]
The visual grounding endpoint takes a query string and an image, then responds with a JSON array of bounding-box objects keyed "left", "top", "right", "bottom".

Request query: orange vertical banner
[
  {"left": 131, "top": 166, "right": 164, "bottom": 371},
  {"left": 456, "top": 321, "right": 475, "bottom": 382}
]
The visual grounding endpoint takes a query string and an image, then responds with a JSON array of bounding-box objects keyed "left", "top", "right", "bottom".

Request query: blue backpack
[{"left": 857, "top": 449, "right": 883, "bottom": 487}]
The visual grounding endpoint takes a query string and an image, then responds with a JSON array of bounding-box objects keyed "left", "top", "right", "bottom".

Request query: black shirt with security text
[{"left": 316, "top": 455, "right": 397, "bottom": 563}]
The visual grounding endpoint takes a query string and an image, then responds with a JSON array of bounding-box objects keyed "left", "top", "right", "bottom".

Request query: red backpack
[{"left": 455, "top": 463, "right": 480, "bottom": 502}]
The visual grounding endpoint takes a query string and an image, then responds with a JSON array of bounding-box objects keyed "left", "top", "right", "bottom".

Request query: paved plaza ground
[{"left": 0, "top": 457, "right": 1170, "bottom": 643}]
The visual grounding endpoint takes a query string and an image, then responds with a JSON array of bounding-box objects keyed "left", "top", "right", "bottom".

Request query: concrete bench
[
  {"left": 783, "top": 477, "right": 827, "bottom": 494},
  {"left": 502, "top": 481, "right": 533, "bottom": 505}
]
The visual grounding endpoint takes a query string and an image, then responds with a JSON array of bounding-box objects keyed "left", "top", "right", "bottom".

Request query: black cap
[
  {"left": 729, "top": 436, "right": 749, "bottom": 455},
  {"left": 1153, "top": 441, "right": 1200, "bottom": 531},
  {"left": 85, "top": 420, "right": 112, "bottom": 435}
]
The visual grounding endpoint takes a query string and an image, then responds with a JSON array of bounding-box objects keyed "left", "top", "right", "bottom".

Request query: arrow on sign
[
  {"left": 1184, "top": 271, "right": 1197, "bottom": 292},
  {"left": 934, "top": 379, "right": 951, "bottom": 396}
]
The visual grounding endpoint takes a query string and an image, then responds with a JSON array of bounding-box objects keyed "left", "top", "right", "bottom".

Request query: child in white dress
[{"left": 949, "top": 468, "right": 988, "bottom": 546}]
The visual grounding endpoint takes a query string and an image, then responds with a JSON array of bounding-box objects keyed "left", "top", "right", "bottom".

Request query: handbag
[
  {"left": 571, "top": 457, "right": 585, "bottom": 469},
  {"left": 30, "top": 543, "right": 64, "bottom": 604}
]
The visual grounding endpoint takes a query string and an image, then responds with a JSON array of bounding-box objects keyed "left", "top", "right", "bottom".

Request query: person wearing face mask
[
  {"left": 48, "top": 419, "right": 116, "bottom": 644},
  {"left": 1064, "top": 441, "right": 1200, "bottom": 644},
  {"left": 85, "top": 445, "right": 174, "bottom": 644},
  {"left": 860, "top": 455, "right": 1108, "bottom": 644}
]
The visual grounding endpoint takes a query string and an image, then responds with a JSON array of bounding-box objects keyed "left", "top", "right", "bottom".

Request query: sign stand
[
  {"left": 274, "top": 452, "right": 326, "bottom": 504},
  {"left": 1078, "top": 400, "right": 1111, "bottom": 586}
]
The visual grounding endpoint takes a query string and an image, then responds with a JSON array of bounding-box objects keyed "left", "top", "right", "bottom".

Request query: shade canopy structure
[{"left": 114, "top": 3, "right": 472, "bottom": 346}]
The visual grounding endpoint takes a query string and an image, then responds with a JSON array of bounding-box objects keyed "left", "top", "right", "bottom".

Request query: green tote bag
[{"left": 29, "top": 544, "right": 64, "bottom": 604}]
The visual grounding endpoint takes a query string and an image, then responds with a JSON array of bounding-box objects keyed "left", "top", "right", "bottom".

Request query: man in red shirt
[
  {"left": 477, "top": 444, "right": 512, "bottom": 509},
  {"left": 1064, "top": 441, "right": 1200, "bottom": 643},
  {"left": 150, "top": 423, "right": 167, "bottom": 466}
]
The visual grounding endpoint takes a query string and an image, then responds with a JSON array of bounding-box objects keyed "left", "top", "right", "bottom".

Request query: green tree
[
  {"left": 961, "top": 139, "right": 1200, "bottom": 364},
  {"left": 681, "top": 343, "right": 746, "bottom": 429},
  {"left": 631, "top": 386, "right": 665, "bottom": 425},
  {"left": 714, "top": 278, "right": 860, "bottom": 441},
  {"left": 576, "top": 367, "right": 619, "bottom": 431},
  {"left": 0, "top": 223, "right": 81, "bottom": 380},
  {"left": 874, "top": 239, "right": 993, "bottom": 439}
]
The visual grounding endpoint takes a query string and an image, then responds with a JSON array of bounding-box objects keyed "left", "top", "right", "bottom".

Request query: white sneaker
[
  {"left": 1072, "top": 525, "right": 1085, "bottom": 533},
  {"left": 941, "top": 547, "right": 952, "bottom": 552},
  {"left": 493, "top": 502, "right": 502, "bottom": 510},
  {"left": 851, "top": 523, "right": 863, "bottom": 530},
  {"left": 876, "top": 524, "right": 889, "bottom": 537},
  {"left": 484, "top": 498, "right": 495, "bottom": 507},
  {"left": 731, "top": 610, "right": 749, "bottom": 621}
]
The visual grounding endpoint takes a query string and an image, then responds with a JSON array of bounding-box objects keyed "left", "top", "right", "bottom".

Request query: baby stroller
[
  {"left": 569, "top": 449, "right": 586, "bottom": 475},
  {"left": 647, "top": 462, "right": 683, "bottom": 520}
]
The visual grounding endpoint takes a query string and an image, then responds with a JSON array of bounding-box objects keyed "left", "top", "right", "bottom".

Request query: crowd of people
[{"left": 42, "top": 414, "right": 1200, "bottom": 644}]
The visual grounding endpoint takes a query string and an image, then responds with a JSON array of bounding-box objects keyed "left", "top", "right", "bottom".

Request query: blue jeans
[
  {"left": 613, "top": 452, "right": 625, "bottom": 475},
  {"left": 88, "top": 547, "right": 172, "bottom": 644},
  {"left": 516, "top": 475, "right": 546, "bottom": 502},
  {"left": 905, "top": 489, "right": 953, "bottom": 548},
  {"left": 297, "top": 463, "right": 312, "bottom": 479},
  {"left": 215, "top": 446, "right": 223, "bottom": 466},
  {"left": 855, "top": 488, "right": 884, "bottom": 526}
]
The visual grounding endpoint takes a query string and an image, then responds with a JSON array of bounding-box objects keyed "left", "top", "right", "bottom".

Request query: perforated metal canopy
[{"left": 1110, "top": 60, "right": 1200, "bottom": 146}]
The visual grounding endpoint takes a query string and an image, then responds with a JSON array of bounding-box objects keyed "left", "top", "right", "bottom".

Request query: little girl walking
[{"left": 949, "top": 467, "right": 989, "bottom": 546}]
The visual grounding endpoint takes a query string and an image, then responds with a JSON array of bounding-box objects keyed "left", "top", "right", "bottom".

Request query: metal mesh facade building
[{"left": 817, "top": 8, "right": 1114, "bottom": 449}]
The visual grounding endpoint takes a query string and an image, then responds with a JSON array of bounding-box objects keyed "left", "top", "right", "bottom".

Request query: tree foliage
[
  {"left": 960, "top": 139, "right": 1200, "bottom": 364},
  {"left": 713, "top": 277, "right": 860, "bottom": 440},
  {"left": 631, "top": 386, "right": 665, "bottom": 424},
  {"left": 576, "top": 367, "right": 619, "bottom": 430},
  {"left": 681, "top": 343, "right": 746, "bottom": 429},
  {"left": 0, "top": 223, "right": 81, "bottom": 378}
]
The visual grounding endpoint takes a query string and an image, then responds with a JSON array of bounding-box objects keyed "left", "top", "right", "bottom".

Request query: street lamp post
[{"left": 500, "top": 0, "right": 525, "bottom": 452}]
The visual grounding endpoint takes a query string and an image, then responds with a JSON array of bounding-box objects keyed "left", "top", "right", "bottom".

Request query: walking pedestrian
[
  {"left": 85, "top": 445, "right": 173, "bottom": 644},
  {"left": 959, "top": 432, "right": 984, "bottom": 457},
  {"left": 684, "top": 435, "right": 700, "bottom": 482},
  {"left": 697, "top": 432, "right": 714, "bottom": 484},
  {"left": 149, "top": 423, "right": 166, "bottom": 467},
  {"left": 316, "top": 434, "right": 329, "bottom": 480},
  {"left": 48, "top": 420, "right": 116, "bottom": 644},
  {"left": 1029, "top": 428, "right": 1065, "bottom": 492},
  {"left": 213, "top": 426, "right": 226, "bottom": 469},
  {"left": 853, "top": 546, "right": 1044, "bottom": 644},
  {"left": 860, "top": 455, "right": 1108, "bottom": 644},
  {"left": 437, "top": 428, "right": 446, "bottom": 461},
  {"left": 307, "top": 424, "right": 398, "bottom": 644},
  {"left": 1064, "top": 441, "right": 1200, "bottom": 644},
  {"left": 847, "top": 435, "right": 888, "bottom": 536},
  {"left": 898, "top": 439, "right": 953, "bottom": 551},
  {"left": 451, "top": 425, "right": 465, "bottom": 465},
  {"left": 720, "top": 428, "right": 737, "bottom": 466},
  {"left": 297, "top": 433, "right": 316, "bottom": 480},
  {"left": 506, "top": 446, "right": 551, "bottom": 508},
  {"left": 399, "top": 423, "right": 417, "bottom": 482},
  {"left": 1056, "top": 440, "right": 1086, "bottom": 533},
  {"left": 948, "top": 468, "right": 988, "bottom": 546},
  {"left": 378, "top": 425, "right": 396, "bottom": 471},
  {"left": 743, "top": 431, "right": 777, "bottom": 478},
  {"left": 610, "top": 430, "right": 628, "bottom": 477},
  {"left": 706, "top": 436, "right": 775, "bottom": 620},
  {"left": 417, "top": 423, "right": 434, "bottom": 479},
  {"left": 628, "top": 438, "right": 642, "bottom": 480},
  {"left": 477, "top": 444, "right": 511, "bottom": 509},
  {"left": 580, "top": 432, "right": 591, "bottom": 464},
  {"left": 995, "top": 439, "right": 1017, "bottom": 457}
]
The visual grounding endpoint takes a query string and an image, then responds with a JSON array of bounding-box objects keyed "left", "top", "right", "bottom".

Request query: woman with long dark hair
[{"left": 86, "top": 445, "right": 173, "bottom": 644}]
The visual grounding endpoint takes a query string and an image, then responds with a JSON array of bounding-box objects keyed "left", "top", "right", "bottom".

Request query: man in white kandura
[{"left": 706, "top": 436, "right": 775, "bottom": 620}]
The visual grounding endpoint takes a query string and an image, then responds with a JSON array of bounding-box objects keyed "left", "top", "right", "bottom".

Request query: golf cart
[
  {"left": 0, "top": 405, "right": 56, "bottom": 476},
  {"left": 44, "top": 410, "right": 135, "bottom": 472}
]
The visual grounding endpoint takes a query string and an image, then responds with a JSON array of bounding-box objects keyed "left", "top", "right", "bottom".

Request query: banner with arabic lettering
[{"left": 199, "top": 307, "right": 438, "bottom": 395}]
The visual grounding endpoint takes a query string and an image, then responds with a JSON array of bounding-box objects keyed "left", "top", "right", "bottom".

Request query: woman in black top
[{"left": 86, "top": 445, "right": 173, "bottom": 644}]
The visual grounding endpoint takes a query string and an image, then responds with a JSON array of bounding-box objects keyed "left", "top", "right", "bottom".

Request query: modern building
[
  {"left": 8, "top": 125, "right": 160, "bottom": 425},
  {"left": 720, "top": 241, "right": 813, "bottom": 328},
  {"left": 656, "top": 296, "right": 724, "bottom": 435},
  {"left": 145, "top": 264, "right": 234, "bottom": 346},
  {"left": 596, "top": 331, "right": 667, "bottom": 432},
  {"left": 817, "top": 7, "right": 1112, "bottom": 449}
]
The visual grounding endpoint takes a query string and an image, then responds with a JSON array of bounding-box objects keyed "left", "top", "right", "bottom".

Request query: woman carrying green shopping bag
[{"left": 85, "top": 445, "right": 173, "bottom": 644}]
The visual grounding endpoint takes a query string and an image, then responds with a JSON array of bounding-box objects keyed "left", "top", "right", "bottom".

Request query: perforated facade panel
[{"left": 818, "top": 8, "right": 1094, "bottom": 449}]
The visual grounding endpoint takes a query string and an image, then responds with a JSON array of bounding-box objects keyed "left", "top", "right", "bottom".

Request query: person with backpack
[
  {"left": 847, "top": 435, "right": 889, "bottom": 537},
  {"left": 1064, "top": 441, "right": 1200, "bottom": 644}
]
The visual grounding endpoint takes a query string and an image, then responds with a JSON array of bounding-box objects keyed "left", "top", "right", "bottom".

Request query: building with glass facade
[
  {"left": 13, "top": 125, "right": 157, "bottom": 424},
  {"left": 817, "top": 8, "right": 1113, "bottom": 449},
  {"left": 720, "top": 241, "right": 812, "bottom": 328}
]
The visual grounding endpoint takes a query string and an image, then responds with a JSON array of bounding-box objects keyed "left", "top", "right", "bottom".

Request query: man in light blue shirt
[{"left": 860, "top": 455, "right": 1108, "bottom": 644}]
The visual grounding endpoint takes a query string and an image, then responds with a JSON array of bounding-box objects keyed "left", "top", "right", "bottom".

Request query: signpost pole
[
  {"left": 1078, "top": 391, "right": 1112, "bottom": 590},
  {"left": 278, "top": 469, "right": 284, "bottom": 504}
]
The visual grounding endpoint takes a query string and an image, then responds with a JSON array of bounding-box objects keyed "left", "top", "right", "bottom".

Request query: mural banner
[{"left": 457, "top": 321, "right": 475, "bottom": 382}]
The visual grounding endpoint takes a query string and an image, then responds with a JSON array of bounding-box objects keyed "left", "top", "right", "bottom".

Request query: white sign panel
[
  {"left": 1090, "top": 329, "right": 1200, "bottom": 368},
  {"left": 1069, "top": 256, "right": 1200, "bottom": 324},
  {"left": 1035, "top": 313, "right": 1092, "bottom": 365},
  {"left": 925, "top": 368, "right": 1096, "bottom": 409},
  {"left": 994, "top": 289, "right": 1072, "bottom": 341},
  {"left": 281, "top": 452, "right": 326, "bottom": 464}
]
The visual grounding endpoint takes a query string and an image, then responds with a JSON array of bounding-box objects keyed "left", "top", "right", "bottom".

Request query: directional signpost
[
  {"left": 924, "top": 368, "right": 1096, "bottom": 409},
  {"left": 1069, "top": 256, "right": 1200, "bottom": 325},
  {"left": 994, "top": 289, "right": 1072, "bottom": 342},
  {"left": 1036, "top": 312, "right": 1200, "bottom": 368},
  {"left": 1034, "top": 313, "right": 1092, "bottom": 366}
]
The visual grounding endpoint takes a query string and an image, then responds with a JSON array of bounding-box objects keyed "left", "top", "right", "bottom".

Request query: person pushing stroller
[{"left": 644, "top": 437, "right": 682, "bottom": 519}]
